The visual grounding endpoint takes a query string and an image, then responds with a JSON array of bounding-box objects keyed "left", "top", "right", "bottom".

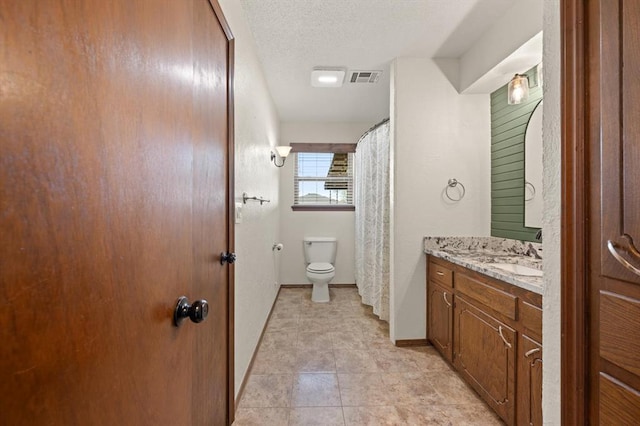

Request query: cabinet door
[
  {"left": 427, "top": 281, "right": 453, "bottom": 362},
  {"left": 517, "top": 335, "right": 542, "bottom": 426},
  {"left": 454, "top": 296, "right": 516, "bottom": 425}
]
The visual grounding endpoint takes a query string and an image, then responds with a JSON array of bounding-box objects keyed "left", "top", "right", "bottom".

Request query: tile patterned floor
[{"left": 233, "top": 287, "right": 503, "bottom": 426}]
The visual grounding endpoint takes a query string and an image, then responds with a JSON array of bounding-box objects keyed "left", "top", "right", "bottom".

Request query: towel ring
[
  {"left": 525, "top": 181, "right": 536, "bottom": 201},
  {"left": 445, "top": 178, "right": 465, "bottom": 202}
]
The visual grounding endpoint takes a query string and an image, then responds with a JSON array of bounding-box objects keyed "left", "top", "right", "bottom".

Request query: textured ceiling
[{"left": 239, "top": 0, "right": 516, "bottom": 123}]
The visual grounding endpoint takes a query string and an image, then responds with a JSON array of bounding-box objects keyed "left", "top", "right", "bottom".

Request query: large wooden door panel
[
  {"left": 0, "top": 1, "right": 232, "bottom": 424},
  {"left": 580, "top": 0, "right": 640, "bottom": 424}
]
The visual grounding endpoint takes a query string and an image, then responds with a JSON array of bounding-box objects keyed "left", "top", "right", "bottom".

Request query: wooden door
[
  {"left": 586, "top": 0, "right": 640, "bottom": 422},
  {"left": 427, "top": 281, "right": 453, "bottom": 362},
  {"left": 191, "top": 0, "right": 235, "bottom": 423},
  {"left": 454, "top": 297, "right": 516, "bottom": 425},
  {"left": 0, "top": 1, "right": 234, "bottom": 424}
]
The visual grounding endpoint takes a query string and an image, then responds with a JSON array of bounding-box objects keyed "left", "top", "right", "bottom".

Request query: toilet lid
[{"left": 307, "top": 262, "right": 334, "bottom": 273}]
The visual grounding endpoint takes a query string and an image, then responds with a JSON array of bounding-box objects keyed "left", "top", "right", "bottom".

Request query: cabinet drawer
[
  {"left": 429, "top": 258, "right": 453, "bottom": 288},
  {"left": 455, "top": 273, "right": 517, "bottom": 320}
]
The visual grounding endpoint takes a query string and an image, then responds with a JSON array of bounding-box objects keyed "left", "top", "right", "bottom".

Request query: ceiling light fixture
[
  {"left": 317, "top": 75, "right": 338, "bottom": 84},
  {"left": 311, "top": 68, "right": 345, "bottom": 88},
  {"left": 507, "top": 74, "right": 530, "bottom": 105}
]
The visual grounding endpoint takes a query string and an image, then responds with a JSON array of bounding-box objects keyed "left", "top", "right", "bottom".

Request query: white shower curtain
[{"left": 355, "top": 121, "right": 390, "bottom": 321}]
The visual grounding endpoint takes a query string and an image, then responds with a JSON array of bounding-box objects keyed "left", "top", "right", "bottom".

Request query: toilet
[{"left": 303, "top": 237, "right": 337, "bottom": 303}]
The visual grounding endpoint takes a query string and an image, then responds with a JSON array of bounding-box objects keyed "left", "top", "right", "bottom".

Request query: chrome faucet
[{"left": 525, "top": 243, "right": 542, "bottom": 260}]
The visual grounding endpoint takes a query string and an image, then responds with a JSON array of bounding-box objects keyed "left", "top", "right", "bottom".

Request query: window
[{"left": 291, "top": 143, "right": 355, "bottom": 211}]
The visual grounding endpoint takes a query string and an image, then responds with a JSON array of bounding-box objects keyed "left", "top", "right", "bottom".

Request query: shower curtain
[{"left": 354, "top": 120, "right": 390, "bottom": 321}]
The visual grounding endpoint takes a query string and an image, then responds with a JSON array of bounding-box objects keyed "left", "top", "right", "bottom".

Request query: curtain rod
[{"left": 357, "top": 117, "right": 390, "bottom": 144}]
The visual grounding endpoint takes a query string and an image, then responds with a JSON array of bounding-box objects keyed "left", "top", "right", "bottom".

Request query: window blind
[{"left": 293, "top": 152, "right": 354, "bottom": 206}]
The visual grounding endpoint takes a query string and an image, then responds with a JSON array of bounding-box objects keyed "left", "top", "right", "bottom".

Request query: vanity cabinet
[{"left": 426, "top": 256, "right": 543, "bottom": 426}]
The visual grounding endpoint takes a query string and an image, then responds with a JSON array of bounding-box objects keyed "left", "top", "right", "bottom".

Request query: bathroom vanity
[{"left": 424, "top": 237, "right": 543, "bottom": 426}]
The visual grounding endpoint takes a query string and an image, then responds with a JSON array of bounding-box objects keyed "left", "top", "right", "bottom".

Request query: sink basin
[{"left": 490, "top": 263, "right": 543, "bottom": 277}]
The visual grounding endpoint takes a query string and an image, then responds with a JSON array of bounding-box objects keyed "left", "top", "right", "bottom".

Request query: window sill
[{"left": 291, "top": 205, "right": 355, "bottom": 212}]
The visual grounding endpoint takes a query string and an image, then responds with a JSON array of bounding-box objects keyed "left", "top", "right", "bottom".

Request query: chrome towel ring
[{"left": 445, "top": 178, "right": 465, "bottom": 201}]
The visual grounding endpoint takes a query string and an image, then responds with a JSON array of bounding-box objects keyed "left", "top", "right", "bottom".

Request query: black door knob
[
  {"left": 174, "top": 296, "right": 209, "bottom": 326},
  {"left": 220, "top": 252, "right": 236, "bottom": 265}
]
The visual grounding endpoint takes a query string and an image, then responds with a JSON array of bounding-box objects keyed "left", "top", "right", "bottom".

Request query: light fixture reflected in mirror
[
  {"left": 507, "top": 74, "right": 529, "bottom": 105},
  {"left": 271, "top": 146, "right": 292, "bottom": 168}
]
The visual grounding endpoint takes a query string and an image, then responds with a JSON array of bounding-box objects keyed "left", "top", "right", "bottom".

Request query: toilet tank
[{"left": 303, "top": 237, "right": 337, "bottom": 264}]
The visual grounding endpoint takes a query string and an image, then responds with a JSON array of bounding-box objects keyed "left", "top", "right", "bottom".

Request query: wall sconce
[
  {"left": 270, "top": 146, "right": 292, "bottom": 168},
  {"left": 507, "top": 74, "right": 529, "bottom": 105}
]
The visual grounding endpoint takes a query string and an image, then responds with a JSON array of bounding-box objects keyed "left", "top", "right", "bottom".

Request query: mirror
[{"left": 524, "top": 100, "right": 543, "bottom": 228}]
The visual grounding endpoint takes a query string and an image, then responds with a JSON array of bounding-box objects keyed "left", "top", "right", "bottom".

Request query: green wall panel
[
  {"left": 492, "top": 170, "right": 523, "bottom": 183},
  {"left": 490, "top": 67, "right": 542, "bottom": 241},
  {"left": 491, "top": 161, "right": 524, "bottom": 174}
]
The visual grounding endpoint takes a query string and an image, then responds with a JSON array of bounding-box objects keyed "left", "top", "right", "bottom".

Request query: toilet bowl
[
  {"left": 306, "top": 262, "right": 335, "bottom": 303},
  {"left": 303, "top": 237, "right": 337, "bottom": 303}
]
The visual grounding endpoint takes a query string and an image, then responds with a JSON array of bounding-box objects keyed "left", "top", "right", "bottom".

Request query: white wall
[
  {"left": 218, "top": 0, "right": 281, "bottom": 398},
  {"left": 278, "top": 122, "right": 370, "bottom": 285},
  {"left": 542, "top": 0, "right": 561, "bottom": 423},
  {"left": 390, "top": 57, "right": 491, "bottom": 341}
]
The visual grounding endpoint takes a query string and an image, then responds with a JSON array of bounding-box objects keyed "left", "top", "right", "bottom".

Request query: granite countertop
[{"left": 423, "top": 237, "right": 543, "bottom": 295}]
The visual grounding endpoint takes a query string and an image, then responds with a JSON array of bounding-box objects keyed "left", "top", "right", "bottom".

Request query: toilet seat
[{"left": 306, "top": 262, "right": 335, "bottom": 274}]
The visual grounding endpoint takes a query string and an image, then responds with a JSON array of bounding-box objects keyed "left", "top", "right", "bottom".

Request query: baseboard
[
  {"left": 234, "top": 286, "right": 281, "bottom": 410},
  {"left": 280, "top": 283, "right": 357, "bottom": 288},
  {"left": 395, "top": 339, "right": 429, "bottom": 347}
]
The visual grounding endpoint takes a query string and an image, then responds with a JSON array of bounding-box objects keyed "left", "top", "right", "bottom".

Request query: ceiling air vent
[{"left": 349, "top": 70, "right": 382, "bottom": 84}]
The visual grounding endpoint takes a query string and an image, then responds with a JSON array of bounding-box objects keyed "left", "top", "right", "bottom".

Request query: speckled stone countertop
[{"left": 424, "top": 236, "right": 543, "bottom": 295}]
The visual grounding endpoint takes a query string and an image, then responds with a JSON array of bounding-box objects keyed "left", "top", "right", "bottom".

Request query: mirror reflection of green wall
[
  {"left": 524, "top": 100, "right": 543, "bottom": 228},
  {"left": 490, "top": 66, "right": 542, "bottom": 242}
]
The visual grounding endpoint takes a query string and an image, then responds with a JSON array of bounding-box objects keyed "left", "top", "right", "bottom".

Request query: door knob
[
  {"left": 174, "top": 296, "right": 209, "bottom": 326},
  {"left": 220, "top": 251, "right": 236, "bottom": 265}
]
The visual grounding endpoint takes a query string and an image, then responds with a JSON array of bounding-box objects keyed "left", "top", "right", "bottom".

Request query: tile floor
[{"left": 233, "top": 287, "right": 503, "bottom": 426}]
